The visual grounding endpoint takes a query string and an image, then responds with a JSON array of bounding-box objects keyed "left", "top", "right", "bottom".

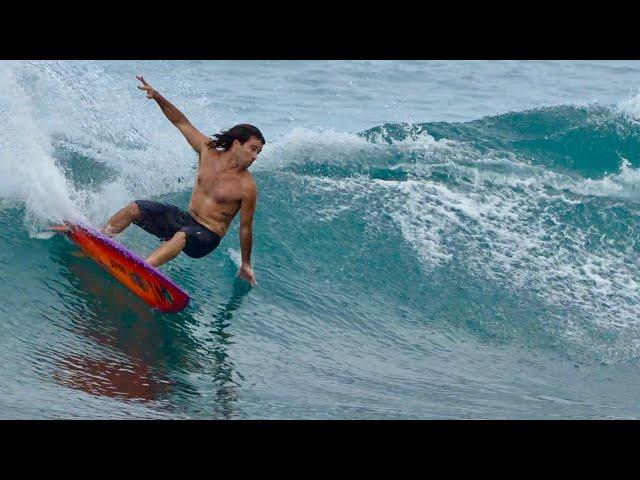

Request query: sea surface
[{"left": 2, "top": 60, "right": 640, "bottom": 418}]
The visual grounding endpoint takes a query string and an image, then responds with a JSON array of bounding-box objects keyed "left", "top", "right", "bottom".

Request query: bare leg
[
  {"left": 146, "top": 232, "right": 187, "bottom": 268},
  {"left": 101, "top": 202, "right": 141, "bottom": 237}
]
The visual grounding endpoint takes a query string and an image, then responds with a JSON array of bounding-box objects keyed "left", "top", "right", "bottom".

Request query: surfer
[{"left": 101, "top": 76, "right": 264, "bottom": 286}]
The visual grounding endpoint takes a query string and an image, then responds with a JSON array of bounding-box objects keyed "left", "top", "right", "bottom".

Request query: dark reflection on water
[
  {"left": 190, "top": 278, "right": 251, "bottom": 418},
  {"left": 45, "top": 236, "right": 251, "bottom": 418}
]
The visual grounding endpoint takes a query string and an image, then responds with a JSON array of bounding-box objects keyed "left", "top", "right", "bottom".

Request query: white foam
[
  {"left": 572, "top": 159, "right": 640, "bottom": 202},
  {"left": 32, "top": 231, "right": 56, "bottom": 240},
  {"left": 387, "top": 159, "right": 640, "bottom": 337},
  {"left": 616, "top": 89, "right": 640, "bottom": 121},
  {"left": 0, "top": 62, "right": 82, "bottom": 232},
  {"left": 226, "top": 248, "right": 242, "bottom": 269}
]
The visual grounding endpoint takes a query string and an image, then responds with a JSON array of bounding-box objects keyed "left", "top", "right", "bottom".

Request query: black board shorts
[{"left": 133, "top": 200, "right": 221, "bottom": 259}]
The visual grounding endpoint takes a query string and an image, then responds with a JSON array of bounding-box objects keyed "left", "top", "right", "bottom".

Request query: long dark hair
[{"left": 206, "top": 124, "right": 266, "bottom": 151}]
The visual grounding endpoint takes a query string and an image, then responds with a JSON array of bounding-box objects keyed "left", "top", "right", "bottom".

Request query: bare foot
[{"left": 100, "top": 224, "right": 117, "bottom": 238}]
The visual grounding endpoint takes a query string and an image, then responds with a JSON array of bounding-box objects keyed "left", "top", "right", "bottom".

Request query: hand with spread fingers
[{"left": 136, "top": 75, "right": 157, "bottom": 99}]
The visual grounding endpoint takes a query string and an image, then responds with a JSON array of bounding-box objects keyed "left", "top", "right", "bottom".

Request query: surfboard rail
[{"left": 56, "top": 222, "right": 190, "bottom": 313}]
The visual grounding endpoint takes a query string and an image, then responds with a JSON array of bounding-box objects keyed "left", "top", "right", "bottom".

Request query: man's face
[{"left": 233, "top": 136, "right": 264, "bottom": 167}]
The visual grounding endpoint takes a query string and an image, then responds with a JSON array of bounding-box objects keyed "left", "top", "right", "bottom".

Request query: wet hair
[{"left": 206, "top": 124, "right": 266, "bottom": 151}]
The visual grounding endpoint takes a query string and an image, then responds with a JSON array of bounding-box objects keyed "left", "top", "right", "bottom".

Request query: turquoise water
[{"left": 3, "top": 61, "right": 640, "bottom": 418}]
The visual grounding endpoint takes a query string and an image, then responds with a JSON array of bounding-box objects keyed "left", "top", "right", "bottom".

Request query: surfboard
[{"left": 53, "top": 222, "right": 190, "bottom": 313}]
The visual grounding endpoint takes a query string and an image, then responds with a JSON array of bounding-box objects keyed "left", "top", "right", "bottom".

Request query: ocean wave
[{"left": 4, "top": 59, "right": 640, "bottom": 367}]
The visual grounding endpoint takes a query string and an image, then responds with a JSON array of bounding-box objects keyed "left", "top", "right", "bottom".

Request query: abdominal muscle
[
  {"left": 188, "top": 152, "right": 245, "bottom": 238},
  {"left": 188, "top": 192, "right": 239, "bottom": 238}
]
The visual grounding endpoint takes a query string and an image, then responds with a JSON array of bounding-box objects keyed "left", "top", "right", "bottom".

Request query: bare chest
[{"left": 194, "top": 166, "right": 242, "bottom": 204}]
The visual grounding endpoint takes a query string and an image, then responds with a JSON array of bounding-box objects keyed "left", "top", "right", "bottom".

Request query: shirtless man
[{"left": 101, "top": 76, "right": 263, "bottom": 286}]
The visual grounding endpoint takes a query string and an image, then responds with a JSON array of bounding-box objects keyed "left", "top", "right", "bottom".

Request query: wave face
[{"left": 3, "top": 60, "right": 640, "bottom": 419}]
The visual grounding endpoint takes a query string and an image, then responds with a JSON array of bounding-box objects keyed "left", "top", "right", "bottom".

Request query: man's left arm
[{"left": 238, "top": 183, "right": 258, "bottom": 286}]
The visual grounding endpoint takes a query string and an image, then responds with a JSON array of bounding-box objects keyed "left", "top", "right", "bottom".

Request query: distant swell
[{"left": 362, "top": 105, "right": 640, "bottom": 179}]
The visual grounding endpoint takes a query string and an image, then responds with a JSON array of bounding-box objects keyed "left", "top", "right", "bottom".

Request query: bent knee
[{"left": 172, "top": 231, "right": 188, "bottom": 246}]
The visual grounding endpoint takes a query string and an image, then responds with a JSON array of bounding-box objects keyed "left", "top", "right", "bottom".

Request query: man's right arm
[{"left": 137, "top": 76, "right": 209, "bottom": 154}]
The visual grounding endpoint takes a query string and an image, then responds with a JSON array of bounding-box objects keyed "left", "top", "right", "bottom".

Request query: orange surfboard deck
[{"left": 55, "top": 222, "right": 190, "bottom": 313}]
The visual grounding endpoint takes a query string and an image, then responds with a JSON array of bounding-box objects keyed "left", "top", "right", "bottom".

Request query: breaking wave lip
[
  {"left": 571, "top": 159, "right": 640, "bottom": 202},
  {"left": 0, "top": 62, "right": 84, "bottom": 232},
  {"left": 364, "top": 104, "right": 640, "bottom": 181},
  {"left": 256, "top": 126, "right": 455, "bottom": 172},
  {"left": 616, "top": 89, "right": 640, "bottom": 121}
]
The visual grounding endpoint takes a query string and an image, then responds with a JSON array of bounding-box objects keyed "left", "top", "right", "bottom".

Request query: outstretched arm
[
  {"left": 136, "top": 75, "right": 209, "bottom": 154},
  {"left": 238, "top": 183, "right": 258, "bottom": 286}
]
